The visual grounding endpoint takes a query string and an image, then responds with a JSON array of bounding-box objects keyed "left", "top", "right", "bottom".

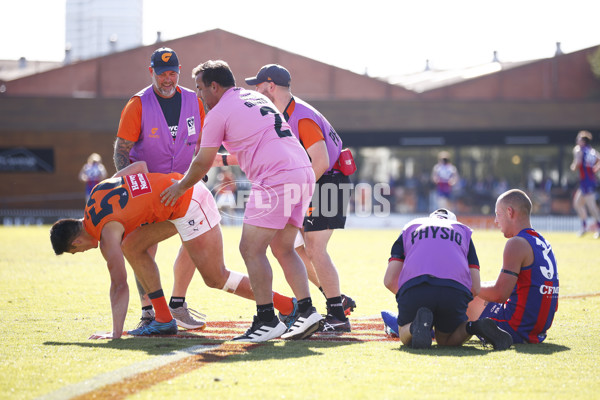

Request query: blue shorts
[
  {"left": 479, "top": 302, "right": 539, "bottom": 344},
  {"left": 396, "top": 282, "right": 472, "bottom": 334},
  {"left": 579, "top": 180, "right": 597, "bottom": 195}
]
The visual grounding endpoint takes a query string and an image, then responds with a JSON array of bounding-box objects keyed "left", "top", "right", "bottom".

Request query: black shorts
[
  {"left": 396, "top": 281, "right": 472, "bottom": 334},
  {"left": 304, "top": 172, "right": 352, "bottom": 232}
]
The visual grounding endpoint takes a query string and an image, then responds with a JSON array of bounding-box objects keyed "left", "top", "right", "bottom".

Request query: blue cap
[
  {"left": 150, "top": 48, "right": 180, "bottom": 75},
  {"left": 245, "top": 64, "right": 291, "bottom": 87}
]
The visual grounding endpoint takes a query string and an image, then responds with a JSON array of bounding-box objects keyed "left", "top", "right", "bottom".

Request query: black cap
[
  {"left": 150, "top": 47, "right": 180, "bottom": 75},
  {"left": 245, "top": 64, "right": 291, "bottom": 87}
]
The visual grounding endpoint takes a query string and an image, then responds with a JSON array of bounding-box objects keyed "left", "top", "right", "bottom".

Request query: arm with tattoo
[{"left": 113, "top": 137, "right": 135, "bottom": 171}]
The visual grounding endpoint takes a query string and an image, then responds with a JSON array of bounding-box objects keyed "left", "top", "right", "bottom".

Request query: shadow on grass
[
  {"left": 215, "top": 339, "right": 358, "bottom": 363},
  {"left": 43, "top": 337, "right": 226, "bottom": 356},
  {"left": 42, "top": 335, "right": 360, "bottom": 359},
  {"left": 391, "top": 339, "right": 570, "bottom": 356},
  {"left": 513, "top": 342, "right": 570, "bottom": 354}
]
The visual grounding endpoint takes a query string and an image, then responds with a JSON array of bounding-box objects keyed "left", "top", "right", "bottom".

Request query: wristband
[{"left": 222, "top": 154, "right": 228, "bottom": 166}]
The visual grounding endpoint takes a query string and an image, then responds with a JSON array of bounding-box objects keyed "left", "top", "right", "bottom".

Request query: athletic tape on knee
[
  {"left": 294, "top": 231, "right": 305, "bottom": 248},
  {"left": 222, "top": 270, "right": 244, "bottom": 293}
]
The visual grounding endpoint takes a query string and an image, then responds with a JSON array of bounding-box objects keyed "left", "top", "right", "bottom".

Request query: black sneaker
[
  {"left": 232, "top": 315, "right": 287, "bottom": 343},
  {"left": 470, "top": 318, "right": 513, "bottom": 350},
  {"left": 410, "top": 307, "right": 433, "bottom": 349},
  {"left": 281, "top": 307, "right": 323, "bottom": 340},
  {"left": 341, "top": 294, "right": 356, "bottom": 316},
  {"left": 318, "top": 314, "right": 351, "bottom": 332}
]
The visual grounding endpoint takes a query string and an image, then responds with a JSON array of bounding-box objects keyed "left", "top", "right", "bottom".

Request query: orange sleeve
[
  {"left": 116, "top": 97, "right": 143, "bottom": 142},
  {"left": 194, "top": 97, "right": 206, "bottom": 155},
  {"left": 117, "top": 95, "right": 205, "bottom": 144},
  {"left": 297, "top": 118, "right": 324, "bottom": 149},
  {"left": 198, "top": 97, "right": 206, "bottom": 127}
]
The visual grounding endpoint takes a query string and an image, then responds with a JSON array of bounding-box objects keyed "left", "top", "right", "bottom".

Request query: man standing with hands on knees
[
  {"left": 245, "top": 64, "right": 355, "bottom": 332},
  {"left": 161, "top": 60, "right": 322, "bottom": 342}
]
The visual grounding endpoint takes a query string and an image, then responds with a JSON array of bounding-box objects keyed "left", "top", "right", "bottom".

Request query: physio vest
[
  {"left": 129, "top": 86, "right": 201, "bottom": 173},
  {"left": 285, "top": 97, "right": 342, "bottom": 171}
]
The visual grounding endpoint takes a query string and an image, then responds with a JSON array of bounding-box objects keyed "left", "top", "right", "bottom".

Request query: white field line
[{"left": 35, "top": 344, "right": 220, "bottom": 400}]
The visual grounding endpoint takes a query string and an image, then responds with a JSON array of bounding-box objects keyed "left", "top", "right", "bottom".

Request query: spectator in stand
[
  {"left": 431, "top": 151, "right": 459, "bottom": 210},
  {"left": 79, "top": 153, "right": 107, "bottom": 202}
]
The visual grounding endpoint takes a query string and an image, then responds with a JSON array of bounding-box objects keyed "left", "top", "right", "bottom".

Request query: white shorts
[
  {"left": 294, "top": 230, "right": 305, "bottom": 248},
  {"left": 170, "top": 182, "right": 221, "bottom": 241}
]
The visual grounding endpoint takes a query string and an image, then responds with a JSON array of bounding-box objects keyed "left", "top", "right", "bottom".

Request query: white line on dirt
[{"left": 35, "top": 344, "right": 220, "bottom": 400}]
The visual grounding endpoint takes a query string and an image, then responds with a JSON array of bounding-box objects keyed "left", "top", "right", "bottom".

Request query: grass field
[{"left": 0, "top": 224, "right": 598, "bottom": 399}]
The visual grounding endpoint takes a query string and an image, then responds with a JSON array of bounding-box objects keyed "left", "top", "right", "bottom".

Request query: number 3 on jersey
[{"left": 535, "top": 237, "right": 555, "bottom": 280}]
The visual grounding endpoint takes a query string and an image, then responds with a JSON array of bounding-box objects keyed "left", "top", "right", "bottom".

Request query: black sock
[
  {"left": 297, "top": 297, "right": 313, "bottom": 314},
  {"left": 169, "top": 296, "right": 185, "bottom": 309},
  {"left": 257, "top": 303, "right": 275, "bottom": 322},
  {"left": 319, "top": 287, "right": 327, "bottom": 299},
  {"left": 326, "top": 296, "right": 346, "bottom": 321},
  {"left": 465, "top": 321, "right": 477, "bottom": 335},
  {"left": 142, "top": 305, "right": 153, "bottom": 312}
]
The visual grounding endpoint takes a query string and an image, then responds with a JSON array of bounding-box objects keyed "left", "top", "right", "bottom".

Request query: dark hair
[
  {"left": 50, "top": 219, "right": 83, "bottom": 255},
  {"left": 192, "top": 60, "right": 236, "bottom": 88}
]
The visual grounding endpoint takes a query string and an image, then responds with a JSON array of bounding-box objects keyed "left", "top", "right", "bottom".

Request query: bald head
[{"left": 497, "top": 189, "right": 532, "bottom": 217}]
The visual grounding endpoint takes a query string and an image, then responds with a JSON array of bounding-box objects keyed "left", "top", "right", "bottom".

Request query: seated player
[{"left": 467, "top": 189, "right": 559, "bottom": 344}]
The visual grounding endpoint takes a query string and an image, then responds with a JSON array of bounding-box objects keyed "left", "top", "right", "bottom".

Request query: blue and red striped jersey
[{"left": 503, "top": 228, "right": 559, "bottom": 343}]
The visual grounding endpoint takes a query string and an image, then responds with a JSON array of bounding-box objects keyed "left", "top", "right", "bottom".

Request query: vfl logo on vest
[{"left": 187, "top": 117, "right": 196, "bottom": 136}]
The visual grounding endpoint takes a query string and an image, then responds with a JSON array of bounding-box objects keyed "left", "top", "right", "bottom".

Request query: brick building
[{"left": 1, "top": 29, "right": 599, "bottom": 218}]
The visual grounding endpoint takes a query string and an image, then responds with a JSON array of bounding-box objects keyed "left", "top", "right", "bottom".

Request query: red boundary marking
[
  {"left": 77, "top": 318, "right": 395, "bottom": 399},
  {"left": 72, "top": 342, "right": 259, "bottom": 400},
  {"left": 122, "top": 318, "right": 396, "bottom": 342},
  {"left": 73, "top": 295, "right": 597, "bottom": 400}
]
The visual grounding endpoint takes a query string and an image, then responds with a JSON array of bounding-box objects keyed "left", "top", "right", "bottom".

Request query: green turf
[{"left": 0, "top": 225, "right": 598, "bottom": 399}]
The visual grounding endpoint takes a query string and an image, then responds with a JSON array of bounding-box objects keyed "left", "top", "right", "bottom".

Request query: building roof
[
  {"left": 387, "top": 59, "right": 534, "bottom": 93},
  {"left": 1, "top": 29, "right": 599, "bottom": 104},
  {"left": 0, "top": 59, "right": 62, "bottom": 81},
  {"left": 1, "top": 29, "right": 416, "bottom": 100}
]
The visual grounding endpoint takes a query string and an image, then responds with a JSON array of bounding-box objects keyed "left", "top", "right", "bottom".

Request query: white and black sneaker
[
  {"left": 281, "top": 307, "right": 324, "bottom": 340},
  {"left": 318, "top": 314, "right": 351, "bottom": 333},
  {"left": 232, "top": 315, "right": 287, "bottom": 343}
]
